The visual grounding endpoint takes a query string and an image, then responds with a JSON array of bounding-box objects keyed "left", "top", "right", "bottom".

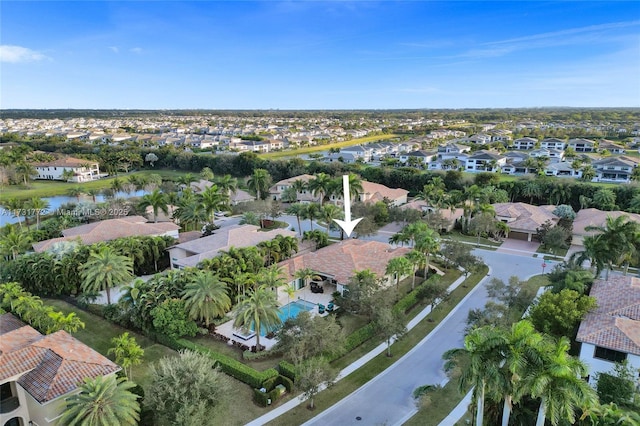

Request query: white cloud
[
  {"left": 108, "top": 46, "right": 119, "bottom": 53},
  {"left": 130, "top": 47, "right": 143, "bottom": 54},
  {"left": 0, "top": 45, "right": 49, "bottom": 63}
]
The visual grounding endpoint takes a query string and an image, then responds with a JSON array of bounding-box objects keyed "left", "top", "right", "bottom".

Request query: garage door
[{"left": 509, "top": 231, "right": 529, "bottom": 241}]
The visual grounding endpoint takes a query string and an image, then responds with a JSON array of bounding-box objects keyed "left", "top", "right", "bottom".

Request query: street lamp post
[{"left": 542, "top": 262, "right": 547, "bottom": 274}]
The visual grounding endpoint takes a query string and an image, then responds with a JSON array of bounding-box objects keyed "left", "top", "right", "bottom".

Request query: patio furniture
[
  {"left": 310, "top": 281, "right": 324, "bottom": 293},
  {"left": 318, "top": 304, "right": 325, "bottom": 314},
  {"left": 326, "top": 302, "right": 334, "bottom": 312}
]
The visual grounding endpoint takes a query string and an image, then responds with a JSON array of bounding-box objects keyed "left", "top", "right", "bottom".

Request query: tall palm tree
[
  {"left": 404, "top": 250, "right": 426, "bottom": 290},
  {"left": 415, "top": 229, "right": 440, "bottom": 278},
  {"left": 67, "top": 186, "right": 85, "bottom": 202},
  {"left": 304, "top": 203, "right": 320, "bottom": 231},
  {"left": 58, "top": 375, "right": 140, "bottom": 426},
  {"left": 215, "top": 174, "right": 238, "bottom": 198},
  {"left": 110, "top": 177, "right": 124, "bottom": 193},
  {"left": 87, "top": 188, "right": 100, "bottom": 203},
  {"left": 199, "top": 184, "right": 229, "bottom": 225},
  {"left": 15, "top": 161, "right": 37, "bottom": 186},
  {"left": 247, "top": 168, "right": 272, "bottom": 200},
  {"left": 291, "top": 179, "right": 308, "bottom": 202},
  {"left": 286, "top": 203, "right": 307, "bottom": 236},
  {"left": 308, "top": 172, "right": 332, "bottom": 205},
  {"left": 320, "top": 203, "right": 342, "bottom": 235},
  {"left": 347, "top": 173, "right": 363, "bottom": 201},
  {"left": 27, "top": 197, "right": 49, "bottom": 229},
  {"left": 80, "top": 246, "right": 133, "bottom": 305},
  {"left": 517, "top": 336, "right": 596, "bottom": 426},
  {"left": 233, "top": 285, "right": 281, "bottom": 351},
  {"left": 182, "top": 270, "right": 231, "bottom": 327},
  {"left": 200, "top": 166, "right": 214, "bottom": 181},
  {"left": 294, "top": 267, "right": 320, "bottom": 299},
  {"left": 138, "top": 189, "right": 169, "bottom": 223},
  {"left": 176, "top": 173, "right": 197, "bottom": 188},
  {"left": 444, "top": 326, "right": 509, "bottom": 426},
  {"left": 2, "top": 198, "right": 24, "bottom": 228}
]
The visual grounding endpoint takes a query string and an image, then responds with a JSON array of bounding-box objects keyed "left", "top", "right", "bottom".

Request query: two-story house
[
  {"left": 512, "top": 137, "right": 538, "bottom": 150},
  {"left": 567, "top": 138, "right": 597, "bottom": 153},
  {"left": 591, "top": 156, "right": 638, "bottom": 183},
  {"left": 340, "top": 145, "right": 372, "bottom": 162},
  {"left": 32, "top": 156, "right": 104, "bottom": 182},
  {"left": 540, "top": 137, "right": 566, "bottom": 151},
  {"left": 399, "top": 150, "right": 437, "bottom": 166},
  {"left": 0, "top": 313, "right": 120, "bottom": 426},
  {"left": 464, "top": 150, "right": 507, "bottom": 172},
  {"left": 598, "top": 139, "right": 626, "bottom": 154}
]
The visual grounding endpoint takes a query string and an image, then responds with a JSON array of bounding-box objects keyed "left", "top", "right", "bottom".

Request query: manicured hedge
[
  {"left": 342, "top": 323, "right": 376, "bottom": 353},
  {"left": 394, "top": 275, "right": 440, "bottom": 314},
  {"left": 278, "top": 361, "right": 297, "bottom": 382}
]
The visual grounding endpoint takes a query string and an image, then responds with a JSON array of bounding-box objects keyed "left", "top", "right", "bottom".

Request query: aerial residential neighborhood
[{"left": 2, "top": 0, "right": 640, "bottom": 425}]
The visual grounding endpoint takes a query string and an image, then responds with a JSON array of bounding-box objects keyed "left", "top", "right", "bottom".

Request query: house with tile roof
[
  {"left": 329, "top": 180, "right": 409, "bottom": 207},
  {"left": 576, "top": 276, "right": 640, "bottom": 382},
  {"left": 0, "top": 313, "right": 120, "bottom": 426},
  {"left": 493, "top": 202, "right": 559, "bottom": 241},
  {"left": 591, "top": 156, "right": 638, "bottom": 183},
  {"left": 567, "top": 138, "right": 597, "bottom": 153},
  {"left": 464, "top": 150, "right": 507, "bottom": 173},
  {"left": 168, "top": 224, "right": 296, "bottom": 269},
  {"left": 572, "top": 209, "right": 640, "bottom": 247},
  {"left": 540, "top": 138, "right": 566, "bottom": 150},
  {"left": 32, "top": 156, "right": 105, "bottom": 183},
  {"left": 32, "top": 216, "right": 179, "bottom": 253},
  {"left": 512, "top": 137, "right": 538, "bottom": 150},
  {"left": 277, "top": 239, "right": 411, "bottom": 295}
]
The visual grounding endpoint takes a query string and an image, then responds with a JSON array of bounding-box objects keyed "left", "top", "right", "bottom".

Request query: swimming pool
[{"left": 253, "top": 300, "right": 316, "bottom": 336}]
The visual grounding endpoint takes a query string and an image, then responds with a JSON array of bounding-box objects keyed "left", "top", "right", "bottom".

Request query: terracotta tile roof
[
  {"left": 277, "top": 239, "right": 410, "bottom": 285},
  {"left": 573, "top": 209, "right": 640, "bottom": 237},
  {"left": 0, "top": 314, "right": 120, "bottom": 403},
  {"left": 171, "top": 224, "right": 297, "bottom": 268},
  {"left": 31, "top": 156, "right": 99, "bottom": 168},
  {"left": 360, "top": 181, "right": 408, "bottom": 204},
  {"left": 33, "top": 216, "right": 179, "bottom": 252},
  {"left": 576, "top": 276, "right": 640, "bottom": 356},
  {"left": 493, "top": 202, "right": 558, "bottom": 233}
]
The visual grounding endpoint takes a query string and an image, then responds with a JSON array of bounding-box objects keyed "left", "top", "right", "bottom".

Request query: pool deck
[{"left": 214, "top": 284, "right": 337, "bottom": 350}]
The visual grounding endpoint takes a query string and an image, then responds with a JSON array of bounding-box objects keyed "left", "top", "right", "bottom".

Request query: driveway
[
  {"left": 496, "top": 238, "right": 541, "bottom": 256},
  {"left": 303, "top": 250, "right": 543, "bottom": 426}
]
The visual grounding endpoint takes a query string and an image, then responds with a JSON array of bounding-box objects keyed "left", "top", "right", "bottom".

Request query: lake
[{"left": 0, "top": 190, "right": 149, "bottom": 227}]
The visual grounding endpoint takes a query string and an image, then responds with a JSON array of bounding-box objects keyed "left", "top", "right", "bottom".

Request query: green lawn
[
  {"left": 42, "top": 299, "right": 177, "bottom": 389},
  {"left": 0, "top": 169, "right": 190, "bottom": 201},
  {"left": 267, "top": 266, "right": 487, "bottom": 426},
  {"left": 442, "top": 231, "right": 503, "bottom": 248},
  {"left": 259, "top": 134, "right": 399, "bottom": 159}
]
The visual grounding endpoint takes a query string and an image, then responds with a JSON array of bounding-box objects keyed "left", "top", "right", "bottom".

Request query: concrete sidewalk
[{"left": 245, "top": 274, "right": 469, "bottom": 426}]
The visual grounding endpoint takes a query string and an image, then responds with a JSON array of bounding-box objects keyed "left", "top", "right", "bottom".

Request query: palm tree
[
  {"left": 404, "top": 250, "right": 426, "bottom": 290},
  {"left": 182, "top": 270, "right": 231, "bottom": 328},
  {"left": 87, "top": 188, "right": 100, "bottom": 203},
  {"left": 582, "top": 215, "right": 640, "bottom": 279},
  {"left": 0, "top": 228, "right": 32, "bottom": 260},
  {"left": 308, "top": 172, "right": 332, "bottom": 205},
  {"left": 58, "top": 375, "right": 140, "bottom": 426},
  {"left": 247, "top": 168, "right": 272, "bottom": 200},
  {"left": 304, "top": 203, "right": 320, "bottom": 231},
  {"left": 2, "top": 198, "right": 24, "bottom": 228},
  {"left": 107, "top": 332, "right": 144, "bottom": 379},
  {"left": 67, "top": 186, "right": 85, "bottom": 202},
  {"left": 291, "top": 179, "right": 308, "bottom": 203},
  {"left": 415, "top": 229, "right": 440, "bottom": 278},
  {"left": 215, "top": 174, "right": 238, "bottom": 198},
  {"left": 110, "top": 177, "right": 124, "bottom": 193},
  {"left": 444, "top": 326, "right": 509, "bottom": 426},
  {"left": 27, "top": 197, "right": 49, "bottom": 230},
  {"left": 15, "top": 161, "right": 37, "bottom": 186},
  {"left": 320, "top": 203, "right": 342, "bottom": 235},
  {"left": 176, "top": 173, "right": 197, "bottom": 188},
  {"left": 517, "top": 336, "right": 596, "bottom": 426},
  {"left": 294, "top": 267, "right": 320, "bottom": 299},
  {"left": 80, "top": 246, "right": 133, "bottom": 305},
  {"left": 286, "top": 203, "right": 307, "bottom": 236},
  {"left": 199, "top": 184, "right": 229, "bottom": 225},
  {"left": 138, "top": 189, "right": 169, "bottom": 223},
  {"left": 347, "top": 173, "right": 363, "bottom": 201},
  {"left": 233, "top": 285, "right": 281, "bottom": 351},
  {"left": 385, "top": 256, "right": 412, "bottom": 292}
]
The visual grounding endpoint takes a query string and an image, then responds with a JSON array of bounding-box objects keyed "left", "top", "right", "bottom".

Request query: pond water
[{"left": 0, "top": 189, "right": 149, "bottom": 227}]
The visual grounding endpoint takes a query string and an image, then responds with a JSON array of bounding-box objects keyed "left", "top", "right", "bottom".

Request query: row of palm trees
[{"left": 445, "top": 320, "right": 596, "bottom": 426}]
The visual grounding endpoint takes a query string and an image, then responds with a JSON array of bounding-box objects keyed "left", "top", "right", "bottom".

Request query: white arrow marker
[{"left": 333, "top": 175, "right": 363, "bottom": 238}]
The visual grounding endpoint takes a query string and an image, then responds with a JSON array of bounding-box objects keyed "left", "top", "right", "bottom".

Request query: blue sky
[{"left": 1, "top": 1, "right": 639, "bottom": 109}]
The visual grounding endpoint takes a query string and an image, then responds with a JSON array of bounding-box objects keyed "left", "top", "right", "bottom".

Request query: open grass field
[
  {"left": 0, "top": 169, "right": 189, "bottom": 200},
  {"left": 258, "top": 134, "right": 399, "bottom": 159}
]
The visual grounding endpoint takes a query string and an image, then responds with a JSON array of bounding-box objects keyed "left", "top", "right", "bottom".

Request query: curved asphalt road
[{"left": 302, "top": 250, "right": 544, "bottom": 426}]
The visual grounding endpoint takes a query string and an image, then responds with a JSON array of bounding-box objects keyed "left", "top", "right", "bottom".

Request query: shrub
[
  {"left": 343, "top": 323, "right": 376, "bottom": 353},
  {"left": 253, "top": 388, "right": 270, "bottom": 407},
  {"left": 278, "top": 361, "right": 297, "bottom": 382}
]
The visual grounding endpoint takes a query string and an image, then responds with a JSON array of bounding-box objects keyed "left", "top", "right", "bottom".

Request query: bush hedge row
[
  {"left": 278, "top": 361, "right": 297, "bottom": 382},
  {"left": 394, "top": 275, "right": 440, "bottom": 314},
  {"left": 150, "top": 332, "right": 278, "bottom": 388}
]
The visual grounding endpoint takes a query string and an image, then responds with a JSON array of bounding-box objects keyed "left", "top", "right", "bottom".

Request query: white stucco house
[
  {"left": 576, "top": 276, "right": 640, "bottom": 384},
  {"left": 32, "top": 156, "right": 105, "bottom": 182}
]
